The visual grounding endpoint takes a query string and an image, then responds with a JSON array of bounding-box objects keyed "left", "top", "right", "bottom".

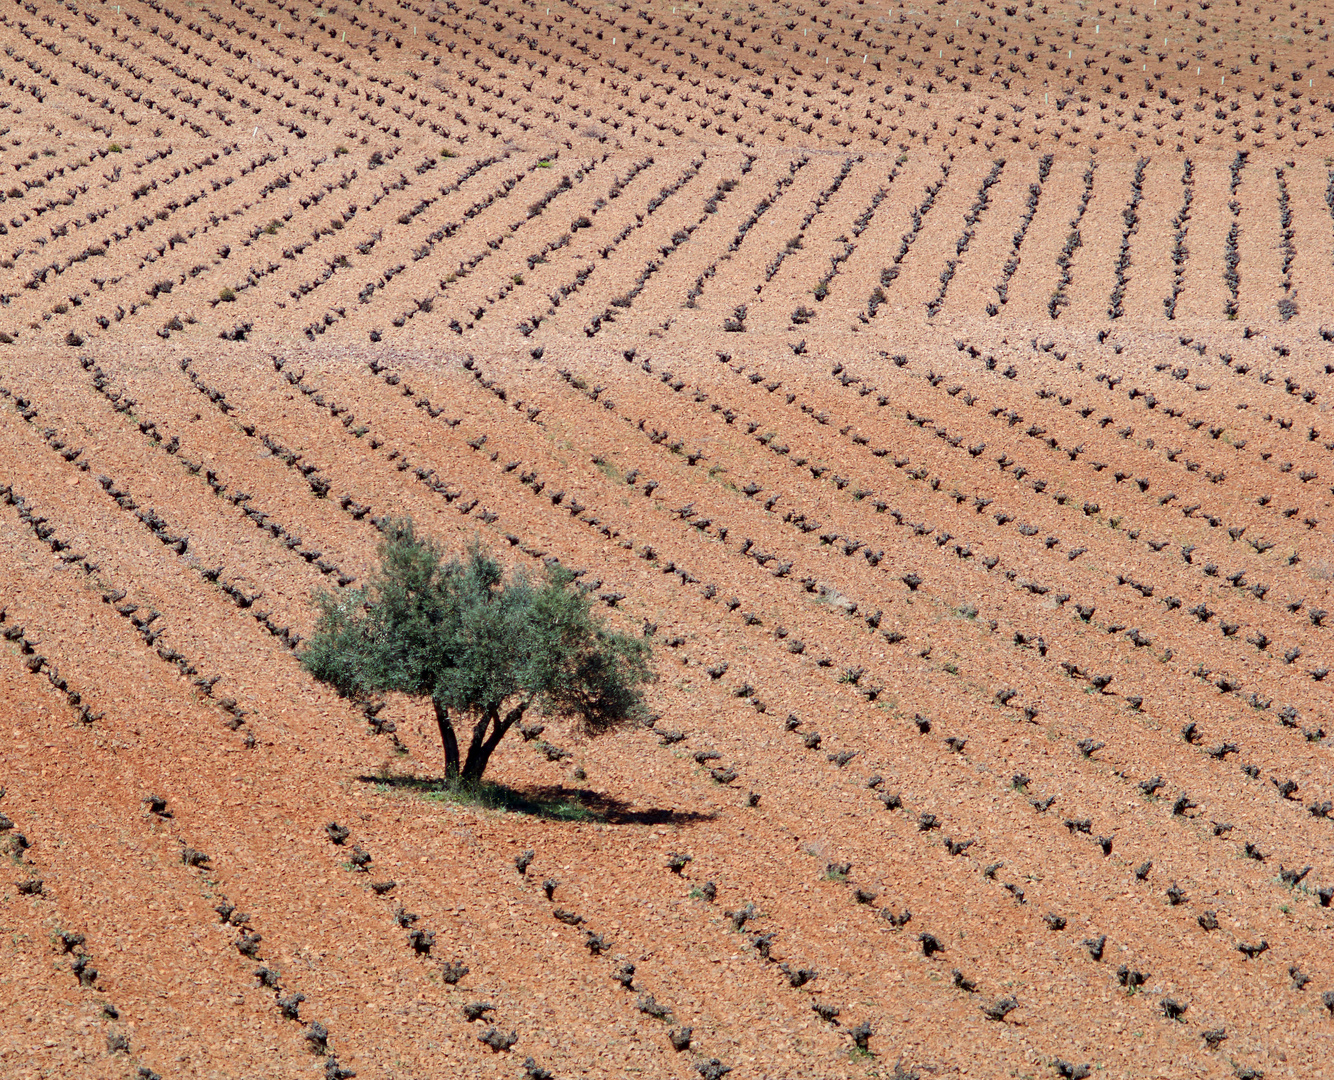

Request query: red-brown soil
[{"left": 3, "top": 0, "right": 1334, "bottom": 1077}]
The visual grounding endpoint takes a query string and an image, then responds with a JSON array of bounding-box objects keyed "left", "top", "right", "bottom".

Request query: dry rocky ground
[{"left": 3, "top": 0, "right": 1334, "bottom": 1077}]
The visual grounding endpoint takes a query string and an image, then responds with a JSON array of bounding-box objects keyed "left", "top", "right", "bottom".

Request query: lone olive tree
[{"left": 300, "top": 520, "right": 653, "bottom": 784}]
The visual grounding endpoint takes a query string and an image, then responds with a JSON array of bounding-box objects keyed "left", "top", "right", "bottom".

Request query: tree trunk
[
  {"left": 461, "top": 700, "right": 529, "bottom": 782},
  {"left": 433, "top": 698, "right": 461, "bottom": 780},
  {"left": 460, "top": 710, "right": 495, "bottom": 783}
]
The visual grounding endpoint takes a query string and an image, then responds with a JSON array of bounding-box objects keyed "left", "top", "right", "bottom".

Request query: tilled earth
[{"left": 4, "top": 0, "right": 1334, "bottom": 1078}]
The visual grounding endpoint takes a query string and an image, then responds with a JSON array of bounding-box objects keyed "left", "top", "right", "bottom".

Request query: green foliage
[{"left": 301, "top": 519, "right": 653, "bottom": 782}]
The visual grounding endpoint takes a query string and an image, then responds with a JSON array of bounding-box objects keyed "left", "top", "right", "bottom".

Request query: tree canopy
[{"left": 300, "top": 519, "right": 654, "bottom": 783}]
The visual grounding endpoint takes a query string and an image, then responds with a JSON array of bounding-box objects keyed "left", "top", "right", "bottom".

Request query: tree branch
[
  {"left": 462, "top": 710, "right": 494, "bottom": 781},
  {"left": 462, "top": 700, "right": 529, "bottom": 781}
]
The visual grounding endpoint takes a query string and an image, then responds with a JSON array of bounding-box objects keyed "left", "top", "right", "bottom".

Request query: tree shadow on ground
[{"left": 356, "top": 773, "right": 716, "bottom": 827}]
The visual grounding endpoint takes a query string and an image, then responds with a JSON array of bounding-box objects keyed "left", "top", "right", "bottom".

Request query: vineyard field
[{"left": 4, "top": 0, "right": 1334, "bottom": 1077}]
